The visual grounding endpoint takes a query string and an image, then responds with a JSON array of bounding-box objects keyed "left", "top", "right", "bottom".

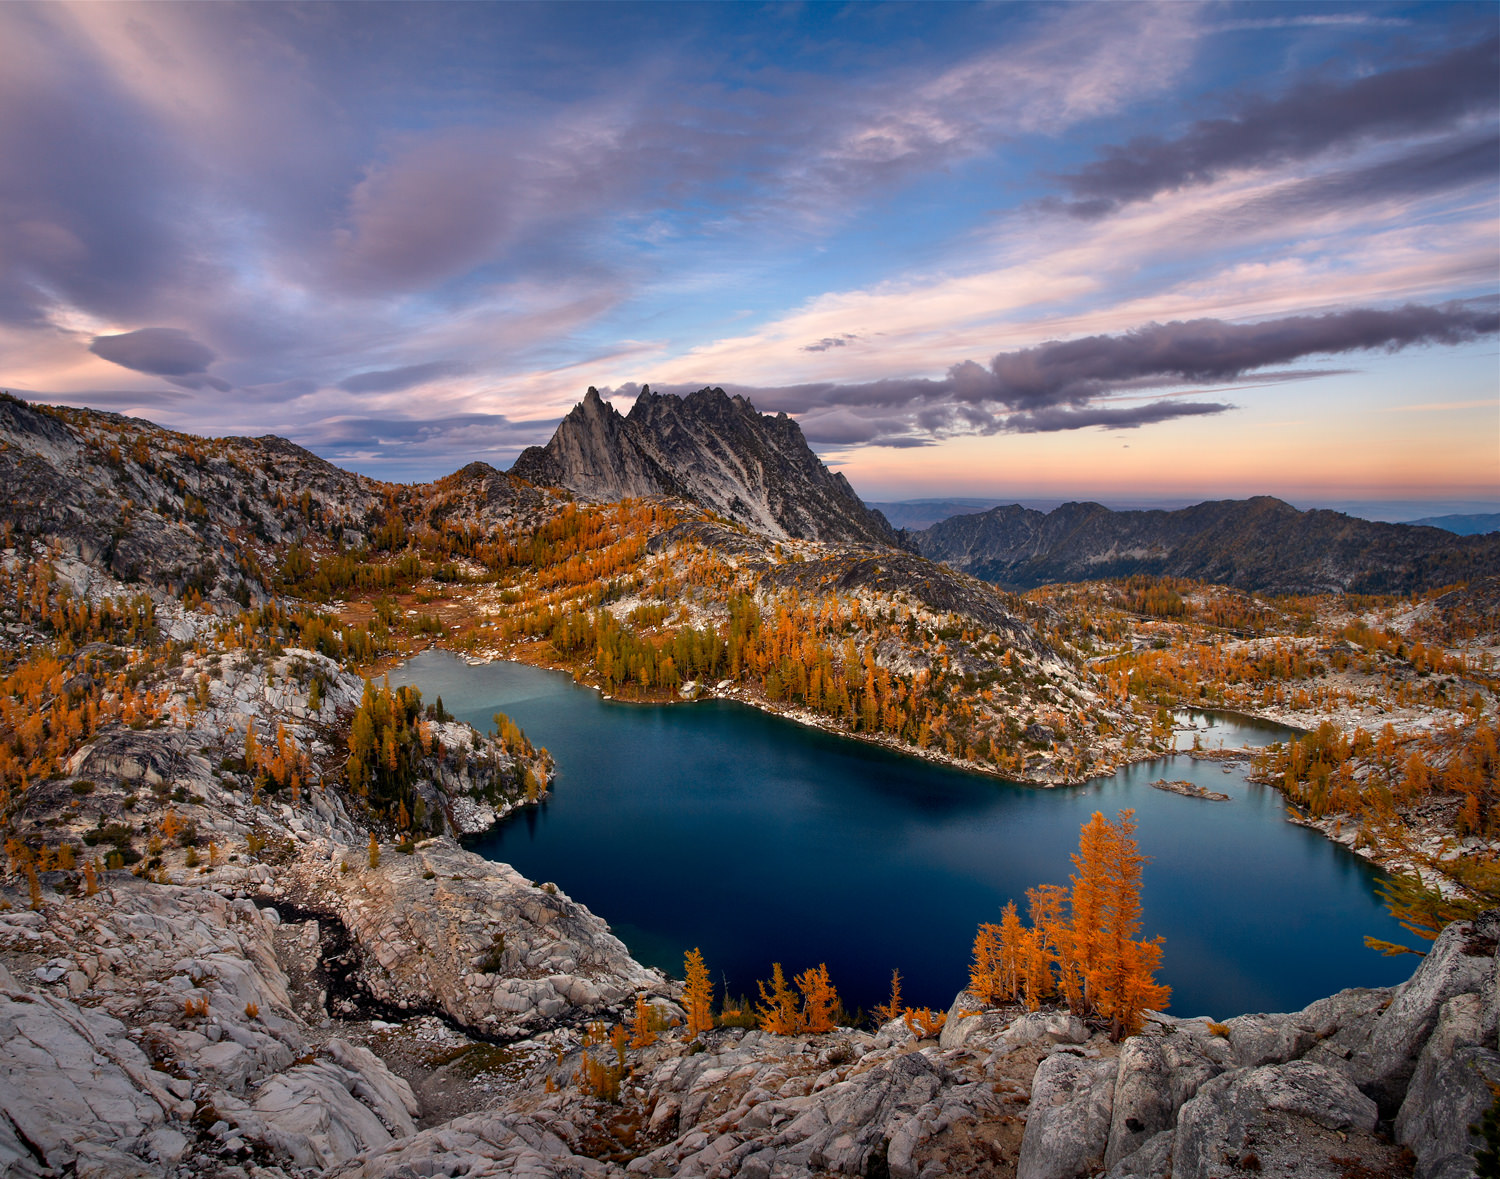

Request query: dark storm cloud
[
  {"left": 337, "top": 361, "right": 470, "bottom": 395},
  {"left": 90, "top": 328, "right": 230, "bottom": 392},
  {"left": 1055, "top": 35, "right": 1499, "bottom": 216}
]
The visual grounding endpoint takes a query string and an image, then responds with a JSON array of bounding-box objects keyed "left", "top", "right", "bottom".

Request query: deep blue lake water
[{"left": 392, "top": 651, "right": 1416, "bottom": 1019}]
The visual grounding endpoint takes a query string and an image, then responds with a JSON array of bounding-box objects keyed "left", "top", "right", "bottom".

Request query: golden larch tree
[
  {"left": 969, "top": 921, "right": 1004, "bottom": 1003},
  {"left": 683, "top": 948, "right": 715, "bottom": 1036},
  {"left": 794, "top": 964, "right": 839, "bottom": 1034},
  {"left": 755, "top": 964, "right": 801, "bottom": 1034},
  {"left": 628, "top": 993, "right": 658, "bottom": 1049},
  {"left": 1088, "top": 810, "right": 1171, "bottom": 1039},
  {"left": 1064, "top": 810, "right": 1113, "bottom": 1013}
]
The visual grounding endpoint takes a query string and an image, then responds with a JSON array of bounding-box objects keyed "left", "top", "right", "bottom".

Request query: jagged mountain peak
[{"left": 511, "top": 385, "right": 901, "bottom": 547}]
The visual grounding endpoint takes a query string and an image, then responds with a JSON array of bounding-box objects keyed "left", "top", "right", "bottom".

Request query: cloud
[
  {"left": 1001, "top": 400, "right": 1234, "bottom": 433},
  {"left": 330, "top": 131, "right": 518, "bottom": 293},
  {"left": 9, "top": 385, "right": 190, "bottom": 412},
  {"left": 337, "top": 361, "right": 470, "bottom": 394},
  {"left": 1055, "top": 34, "right": 1499, "bottom": 216},
  {"left": 983, "top": 300, "right": 1499, "bottom": 409},
  {"left": 1, "top": 4, "right": 1492, "bottom": 487},
  {"left": 1232, "top": 132, "right": 1500, "bottom": 221},
  {"left": 802, "top": 334, "right": 858, "bottom": 353},
  {"left": 652, "top": 299, "right": 1498, "bottom": 448},
  {"left": 300, "top": 410, "right": 560, "bottom": 479},
  {"left": 89, "top": 327, "right": 230, "bottom": 391}
]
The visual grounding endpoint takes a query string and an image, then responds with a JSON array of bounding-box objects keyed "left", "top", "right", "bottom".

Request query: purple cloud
[
  {"left": 90, "top": 328, "right": 230, "bottom": 392},
  {"left": 802, "top": 334, "right": 859, "bottom": 352},
  {"left": 1055, "top": 34, "right": 1499, "bottom": 216},
  {"left": 653, "top": 300, "right": 1498, "bottom": 445},
  {"left": 986, "top": 301, "right": 1500, "bottom": 410},
  {"left": 337, "top": 361, "right": 470, "bottom": 395}
]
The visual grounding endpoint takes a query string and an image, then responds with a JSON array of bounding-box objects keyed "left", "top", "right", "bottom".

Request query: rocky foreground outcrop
[
  {"left": 0, "top": 837, "right": 673, "bottom": 1179},
  {"left": 4, "top": 837, "right": 1495, "bottom": 1179}
]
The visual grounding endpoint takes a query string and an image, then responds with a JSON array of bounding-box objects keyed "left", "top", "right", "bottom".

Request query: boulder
[
  {"left": 1347, "top": 916, "right": 1494, "bottom": 1113},
  {"left": 795, "top": 1049, "right": 949, "bottom": 1176},
  {"left": 0, "top": 987, "right": 176, "bottom": 1174},
  {"left": 1221, "top": 1010, "right": 1316, "bottom": 1067},
  {"left": 1396, "top": 1043, "right": 1500, "bottom": 1179},
  {"left": 295, "top": 837, "right": 664, "bottom": 1035},
  {"left": 983, "top": 1008, "right": 1089, "bottom": 1063},
  {"left": 1105, "top": 1128, "right": 1173, "bottom": 1178},
  {"left": 1396, "top": 991, "right": 1486, "bottom": 1144},
  {"left": 328, "top": 1110, "right": 608, "bottom": 1178},
  {"left": 1105, "top": 1028, "right": 1229, "bottom": 1168},
  {"left": 1017, "top": 1051, "right": 1118, "bottom": 1179},
  {"left": 211, "top": 1044, "right": 417, "bottom": 1172},
  {"left": 939, "top": 989, "right": 1012, "bottom": 1050},
  {"left": 1173, "top": 1060, "right": 1379, "bottom": 1179}
]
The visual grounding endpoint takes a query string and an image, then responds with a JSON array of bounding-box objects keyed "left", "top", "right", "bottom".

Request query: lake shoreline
[
  {"left": 391, "top": 648, "right": 1417, "bottom": 1018},
  {"left": 405, "top": 639, "right": 1408, "bottom": 882},
  {"left": 418, "top": 636, "right": 1203, "bottom": 788}
]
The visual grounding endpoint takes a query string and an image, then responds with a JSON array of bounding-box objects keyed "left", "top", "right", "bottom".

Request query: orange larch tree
[
  {"left": 755, "top": 963, "right": 801, "bottom": 1034},
  {"left": 874, "top": 968, "right": 904, "bottom": 1025},
  {"left": 969, "top": 921, "right": 1004, "bottom": 1003},
  {"left": 683, "top": 948, "right": 715, "bottom": 1037},
  {"left": 1089, "top": 809, "right": 1171, "bottom": 1039},
  {"left": 965, "top": 809, "right": 1170, "bottom": 1040},
  {"left": 794, "top": 964, "right": 839, "bottom": 1034}
]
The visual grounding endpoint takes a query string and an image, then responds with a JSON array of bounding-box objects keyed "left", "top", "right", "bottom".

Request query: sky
[{"left": 1, "top": 1, "right": 1497, "bottom": 513}]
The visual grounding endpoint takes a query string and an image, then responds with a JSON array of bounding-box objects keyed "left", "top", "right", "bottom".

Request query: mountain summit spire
[{"left": 511, "top": 386, "right": 898, "bottom": 545}]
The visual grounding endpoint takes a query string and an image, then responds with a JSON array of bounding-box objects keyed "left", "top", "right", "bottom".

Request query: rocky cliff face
[
  {"left": 914, "top": 495, "right": 1500, "bottom": 594},
  {"left": 511, "top": 388, "right": 683, "bottom": 503},
  {"left": 512, "top": 386, "right": 901, "bottom": 546}
]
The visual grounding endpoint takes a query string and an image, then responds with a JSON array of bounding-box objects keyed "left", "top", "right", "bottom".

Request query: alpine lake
[{"left": 392, "top": 651, "right": 1416, "bottom": 1020}]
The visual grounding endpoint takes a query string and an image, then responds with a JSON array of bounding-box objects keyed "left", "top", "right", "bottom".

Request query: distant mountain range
[
  {"left": 864, "top": 499, "right": 1009, "bottom": 530},
  {"left": 910, "top": 497, "right": 1500, "bottom": 595},
  {"left": 1405, "top": 512, "right": 1500, "bottom": 536},
  {"left": 512, "top": 386, "right": 900, "bottom": 546}
]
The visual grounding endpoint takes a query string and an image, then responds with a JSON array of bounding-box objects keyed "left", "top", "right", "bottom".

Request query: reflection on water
[
  {"left": 394, "top": 651, "right": 1415, "bottom": 1017},
  {"left": 1172, "top": 708, "right": 1301, "bottom": 751}
]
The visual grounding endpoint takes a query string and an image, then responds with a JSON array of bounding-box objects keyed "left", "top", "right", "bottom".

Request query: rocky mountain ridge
[
  {"left": 512, "top": 386, "right": 902, "bottom": 546},
  {"left": 914, "top": 495, "right": 1500, "bottom": 595},
  {"left": 0, "top": 393, "right": 556, "bottom": 609}
]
